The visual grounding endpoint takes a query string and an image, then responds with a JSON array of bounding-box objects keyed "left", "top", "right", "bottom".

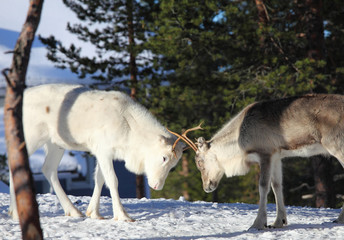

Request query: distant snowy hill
[
  {"left": 0, "top": 28, "right": 45, "bottom": 49},
  {"left": 0, "top": 27, "right": 88, "bottom": 88},
  {"left": 0, "top": 0, "right": 95, "bottom": 87},
  {"left": 0, "top": 1, "right": 145, "bottom": 88}
]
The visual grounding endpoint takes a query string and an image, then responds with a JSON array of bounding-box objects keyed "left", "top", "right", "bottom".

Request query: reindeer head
[
  {"left": 144, "top": 135, "right": 185, "bottom": 191},
  {"left": 195, "top": 137, "right": 224, "bottom": 193},
  {"left": 168, "top": 123, "right": 224, "bottom": 193}
]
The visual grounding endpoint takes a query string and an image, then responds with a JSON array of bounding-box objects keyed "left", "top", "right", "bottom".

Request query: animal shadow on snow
[
  {"left": 123, "top": 200, "right": 205, "bottom": 221},
  {"left": 138, "top": 222, "right": 343, "bottom": 240},
  {"left": 126, "top": 202, "right": 344, "bottom": 239}
]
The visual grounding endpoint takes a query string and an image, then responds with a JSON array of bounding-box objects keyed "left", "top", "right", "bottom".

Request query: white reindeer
[
  {"left": 169, "top": 94, "right": 344, "bottom": 230},
  {"left": 9, "top": 84, "right": 185, "bottom": 221}
]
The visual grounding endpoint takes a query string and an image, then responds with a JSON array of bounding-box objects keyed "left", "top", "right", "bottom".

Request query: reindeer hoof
[
  {"left": 270, "top": 218, "right": 287, "bottom": 228},
  {"left": 86, "top": 210, "right": 105, "bottom": 219},
  {"left": 114, "top": 215, "right": 135, "bottom": 222},
  {"left": 65, "top": 209, "right": 84, "bottom": 217},
  {"left": 8, "top": 210, "right": 19, "bottom": 221},
  {"left": 248, "top": 224, "right": 266, "bottom": 231},
  {"left": 333, "top": 219, "right": 344, "bottom": 224}
]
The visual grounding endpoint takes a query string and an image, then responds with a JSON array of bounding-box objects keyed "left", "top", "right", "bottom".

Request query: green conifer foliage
[
  {"left": 39, "top": 0, "right": 157, "bottom": 89},
  {"left": 40, "top": 0, "right": 344, "bottom": 206}
]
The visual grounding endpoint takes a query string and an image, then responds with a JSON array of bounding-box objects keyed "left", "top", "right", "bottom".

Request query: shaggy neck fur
[
  {"left": 209, "top": 108, "right": 251, "bottom": 177},
  {"left": 112, "top": 94, "right": 171, "bottom": 174}
]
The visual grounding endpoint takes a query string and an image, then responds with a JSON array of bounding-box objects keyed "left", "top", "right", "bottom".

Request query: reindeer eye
[
  {"left": 197, "top": 159, "right": 205, "bottom": 170},
  {"left": 163, "top": 157, "right": 167, "bottom": 162}
]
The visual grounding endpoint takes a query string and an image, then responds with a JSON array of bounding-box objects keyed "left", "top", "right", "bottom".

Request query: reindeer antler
[{"left": 167, "top": 122, "right": 204, "bottom": 154}]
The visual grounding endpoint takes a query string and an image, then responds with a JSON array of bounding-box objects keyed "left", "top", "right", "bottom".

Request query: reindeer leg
[
  {"left": 250, "top": 153, "right": 272, "bottom": 230},
  {"left": 322, "top": 140, "right": 344, "bottom": 223},
  {"left": 270, "top": 157, "right": 287, "bottom": 228},
  {"left": 42, "top": 141, "right": 83, "bottom": 217},
  {"left": 96, "top": 153, "right": 134, "bottom": 222},
  {"left": 335, "top": 157, "right": 344, "bottom": 223},
  {"left": 86, "top": 163, "right": 105, "bottom": 219},
  {"left": 9, "top": 133, "right": 41, "bottom": 220}
]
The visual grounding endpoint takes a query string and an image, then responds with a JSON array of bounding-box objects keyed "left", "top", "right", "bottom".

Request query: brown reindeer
[{"left": 169, "top": 94, "right": 344, "bottom": 230}]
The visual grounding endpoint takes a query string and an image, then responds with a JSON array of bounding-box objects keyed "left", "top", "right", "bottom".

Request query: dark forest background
[{"left": 39, "top": 0, "right": 344, "bottom": 208}]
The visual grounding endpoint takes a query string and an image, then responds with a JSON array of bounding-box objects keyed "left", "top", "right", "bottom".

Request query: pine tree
[
  {"left": 40, "top": 0, "right": 156, "bottom": 89},
  {"left": 39, "top": 0, "right": 344, "bottom": 207},
  {"left": 147, "top": 0, "right": 261, "bottom": 201},
  {"left": 40, "top": 0, "right": 159, "bottom": 198},
  {"left": 148, "top": 0, "right": 344, "bottom": 206}
]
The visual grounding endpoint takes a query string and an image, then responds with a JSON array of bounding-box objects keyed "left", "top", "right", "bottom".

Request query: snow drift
[{"left": 0, "top": 193, "right": 344, "bottom": 239}]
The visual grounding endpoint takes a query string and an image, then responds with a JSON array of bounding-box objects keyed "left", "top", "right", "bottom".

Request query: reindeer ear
[
  {"left": 159, "top": 135, "right": 168, "bottom": 145},
  {"left": 196, "top": 137, "right": 208, "bottom": 152}
]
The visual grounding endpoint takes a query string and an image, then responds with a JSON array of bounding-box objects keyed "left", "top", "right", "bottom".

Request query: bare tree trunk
[
  {"left": 304, "top": 0, "right": 325, "bottom": 60},
  {"left": 126, "top": 0, "right": 145, "bottom": 199},
  {"left": 179, "top": 155, "right": 190, "bottom": 200},
  {"left": 254, "top": 0, "right": 298, "bottom": 73},
  {"left": 311, "top": 156, "right": 333, "bottom": 207},
  {"left": 303, "top": 0, "right": 333, "bottom": 208},
  {"left": 2, "top": 0, "right": 44, "bottom": 239},
  {"left": 255, "top": 0, "right": 332, "bottom": 208},
  {"left": 254, "top": 0, "right": 269, "bottom": 48},
  {"left": 253, "top": 0, "right": 269, "bottom": 205}
]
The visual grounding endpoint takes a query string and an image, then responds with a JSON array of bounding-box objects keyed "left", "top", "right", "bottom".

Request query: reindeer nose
[
  {"left": 204, "top": 180, "right": 218, "bottom": 193},
  {"left": 209, "top": 180, "right": 217, "bottom": 189},
  {"left": 153, "top": 182, "right": 163, "bottom": 191}
]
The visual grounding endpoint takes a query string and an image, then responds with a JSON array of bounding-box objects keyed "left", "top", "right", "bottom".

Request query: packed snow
[
  {"left": 1, "top": 106, "right": 344, "bottom": 239},
  {"left": 1, "top": 103, "right": 344, "bottom": 239},
  {"left": 1, "top": 193, "right": 344, "bottom": 239},
  {"left": 0, "top": 102, "right": 344, "bottom": 239}
]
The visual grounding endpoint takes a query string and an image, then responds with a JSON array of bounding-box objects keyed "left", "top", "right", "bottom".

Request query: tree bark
[
  {"left": 311, "top": 156, "right": 333, "bottom": 207},
  {"left": 303, "top": 0, "right": 332, "bottom": 208},
  {"left": 128, "top": 0, "right": 138, "bottom": 99},
  {"left": 179, "top": 155, "right": 190, "bottom": 200},
  {"left": 304, "top": 0, "right": 325, "bottom": 60},
  {"left": 126, "top": 0, "right": 145, "bottom": 199},
  {"left": 254, "top": 0, "right": 269, "bottom": 48},
  {"left": 3, "top": 0, "right": 44, "bottom": 239}
]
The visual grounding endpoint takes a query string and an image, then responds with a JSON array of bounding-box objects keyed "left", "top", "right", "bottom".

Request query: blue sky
[
  {"left": 0, "top": 1, "right": 152, "bottom": 88},
  {"left": 0, "top": 0, "right": 95, "bottom": 87},
  {"left": 0, "top": 27, "right": 81, "bottom": 85}
]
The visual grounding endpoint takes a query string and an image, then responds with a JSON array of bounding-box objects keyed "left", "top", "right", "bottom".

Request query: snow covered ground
[
  {"left": 0, "top": 193, "right": 344, "bottom": 239},
  {"left": 1, "top": 106, "right": 344, "bottom": 239},
  {"left": 1, "top": 101, "right": 344, "bottom": 239}
]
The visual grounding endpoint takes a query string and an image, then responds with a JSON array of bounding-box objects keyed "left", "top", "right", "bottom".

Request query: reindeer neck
[{"left": 209, "top": 107, "right": 251, "bottom": 177}]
